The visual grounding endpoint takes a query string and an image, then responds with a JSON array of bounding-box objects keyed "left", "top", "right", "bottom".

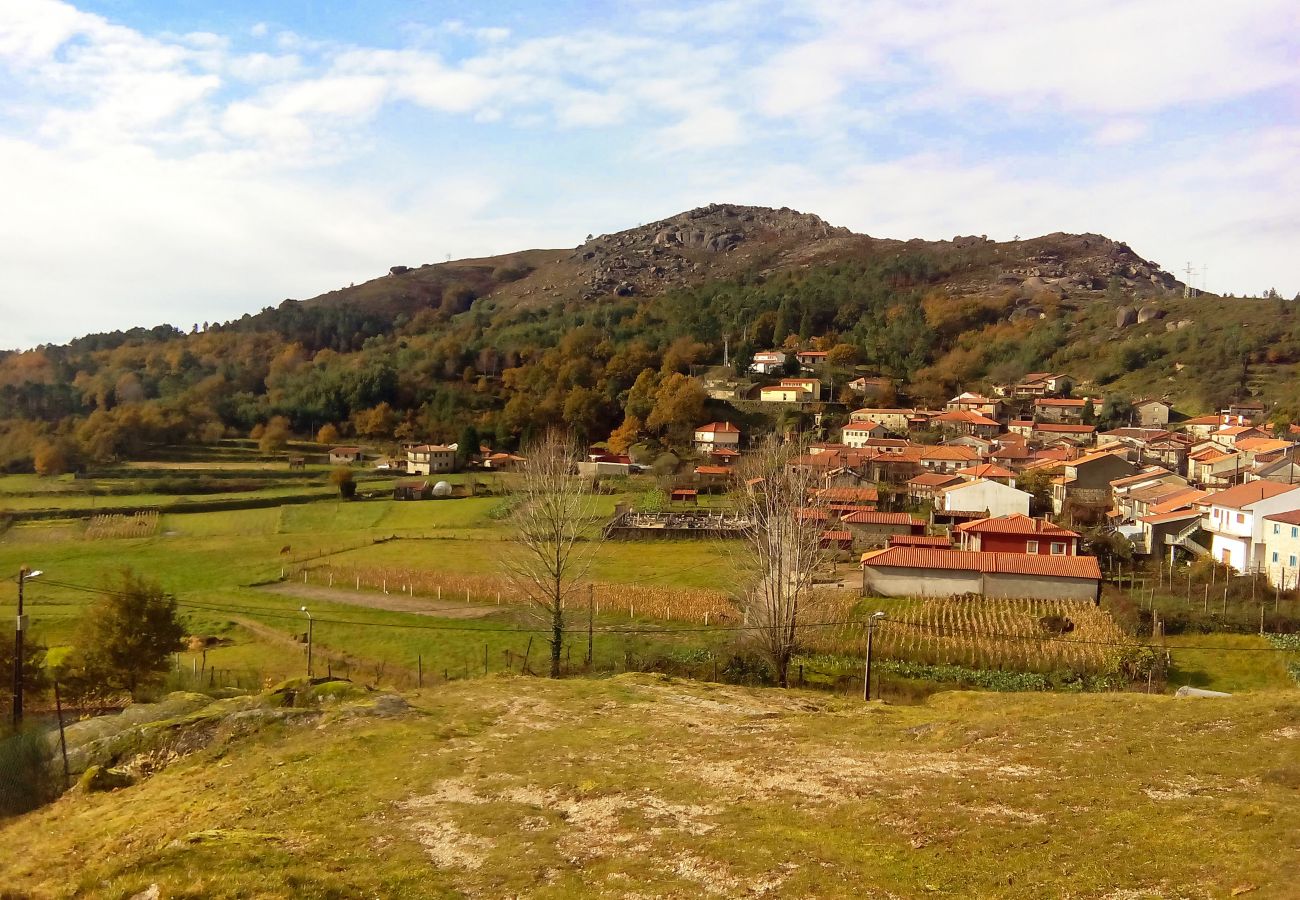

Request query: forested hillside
[{"left": 1, "top": 203, "right": 1296, "bottom": 472}]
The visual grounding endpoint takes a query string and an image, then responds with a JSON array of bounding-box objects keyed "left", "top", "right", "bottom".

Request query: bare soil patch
[{"left": 260, "top": 582, "right": 503, "bottom": 618}]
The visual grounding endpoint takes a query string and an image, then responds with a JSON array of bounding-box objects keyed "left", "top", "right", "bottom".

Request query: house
[
  {"left": 847, "top": 376, "right": 893, "bottom": 399},
  {"left": 859, "top": 547, "right": 1101, "bottom": 601},
  {"left": 919, "top": 445, "right": 981, "bottom": 474},
  {"left": 1199, "top": 481, "right": 1300, "bottom": 572},
  {"left": 820, "top": 530, "right": 854, "bottom": 551},
  {"left": 796, "top": 349, "right": 830, "bottom": 369},
  {"left": 1187, "top": 446, "right": 1247, "bottom": 489},
  {"left": 694, "top": 421, "right": 741, "bottom": 453},
  {"left": 579, "top": 456, "right": 635, "bottom": 477},
  {"left": 954, "top": 514, "right": 1080, "bottom": 555},
  {"left": 1210, "top": 425, "right": 1271, "bottom": 448},
  {"left": 944, "top": 434, "right": 995, "bottom": 457},
  {"left": 931, "top": 409, "right": 1002, "bottom": 438},
  {"left": 760, "top": 378, "right": 822, "bottom": 402},
  {"left": 1135, "top": 508, "right": 1203, "bottom": 557},
  {"left": 329, "top": 446, "right": 364, "bottom": 465},
  {"left": 841, "top": 421, "right": 890, "bottom": 447},
  {"left": 482, "top": 452, "right": 525, "bottom": 471},
  {"left": 849, "top": 408, "right": 915, "bottom": 432},
  {"left": 1051, "top": 450, "right": 1139, "bottom": 518},
  {"left": 1133, "top": 399, "right": 1173, "bottom": 427},
  {"left": 393, "top": 479, "right": 432, "bottom": 501},
  {"left": 934, "top": 479, "right": 1032, "bottom": 519},
  {"left": 1223, "top": 400, "right": 1266, "bottom": 423},
  {"left": 669, "top": 488, "right": 698, "bottom": 504},
  {"left": 1034, "top": 397, "right": 1091, "bottom": 424},
  {"left": 945, "top": 392, "right": 1004, "bottom": 418},
  {"left": 841, "top": 510, "right": 927, "bottom": 547},
  {"left": 907, "top": 473, "right": 963, "bottom": 504},
  {"left": 956, "top": 463, "right": 1017, "bottom": 486},
  {"left": 750, "top": 350, "right": 788, "bottom": 375},
  {"left": 814, "top": 486, "right": 880, "bottom": 507},
  {"left": 1262, "top": 509, "right": 1300, "bottom": 586},
  {"left": 1033, "top": 423, "right": 1097, "bottom": 445},
  {"left": 1012, "top": 373, "right": 1073, "bottom": 398},
  {"left": 1181, "top": 413, "right": 1251, "bottom": 440},
  {"left": 693, "top": 465, "right": 733, "bottom": 488},
  {"left": 407, "top": 444, "right": 456, "bottom": 475}
]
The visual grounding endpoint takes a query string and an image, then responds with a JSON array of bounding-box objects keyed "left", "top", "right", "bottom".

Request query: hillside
[
  {"left": 2, "top": 202, "right": 1298, "bottom": 470},
  {"left": 2, "top": 675, "right": 1297, "bottom": 898}
]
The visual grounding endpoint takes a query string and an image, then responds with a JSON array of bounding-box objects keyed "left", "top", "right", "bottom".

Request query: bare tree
[
  {"left": 730, "top": 437, "right": 828, "bottom": 687},
  {"left": 502, "top": 430, "right": 600, "bottom": 677}
]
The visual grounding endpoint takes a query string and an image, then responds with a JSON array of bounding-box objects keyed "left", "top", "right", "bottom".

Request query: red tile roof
[
  {"left": 932, "top": 410, "right": 1001, "bottom": 427},
  {"left": 1264, "top": 509, "right": 1300, "bottom": 526},
  {"left": 815, "top": 487, "right": 880, "bottom": 502},
  {"left": 1203, "top": 481, "right": 1300, "bottom": 510},
  {"left": 921, "top": 446, "right": 981, "bottom": 461},
  {"left": 859, "top": 547, "right": 1101, "bottom": 579},
  {"left": 908, "top": 473, "right": 963, "bottom": 487},
  {"left": 1035, "top": 398, "right": 1088, "bottom": 407},
  {"left": 957, "top": 463, "right": 1017, "bottom": 479},
  {"left": 1140, "top": 510, "right": 1203, "bottom": 525},
  {"left": 842, "top": 510, "right": 925, "bottom": 526},
  {"left": 1035, "top": 423, "right": 1097, "bottom": 434},
  {"left": 693, "top": 465, "right": 731, "bottom": 476},
  {"left": 696, "top": 421, "right": 740, "bottom": 433},
  {"left": 889, "top": 534, "right": 953, "bottom": 548},
  {"left": 954, "top": 514, "right": 1078, "bottom": 537}
]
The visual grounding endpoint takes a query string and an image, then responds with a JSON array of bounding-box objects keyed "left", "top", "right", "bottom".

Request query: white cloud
[{"left": 1091, "top": 120, "right": 1149, "bottom": 146}]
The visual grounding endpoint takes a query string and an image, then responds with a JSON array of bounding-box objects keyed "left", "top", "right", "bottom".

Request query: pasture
[{"left": 1, "top": 455, "right": 1297, "bottom": 698}]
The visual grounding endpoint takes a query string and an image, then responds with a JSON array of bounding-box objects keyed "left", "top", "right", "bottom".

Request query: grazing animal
[{"left": 280, "top": 545, "right": 291, "bottom": 555}]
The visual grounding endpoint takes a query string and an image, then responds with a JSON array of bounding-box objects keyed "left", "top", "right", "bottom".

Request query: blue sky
[{"left": 2, "top": 0, "right": 1298, "bottom": 348}]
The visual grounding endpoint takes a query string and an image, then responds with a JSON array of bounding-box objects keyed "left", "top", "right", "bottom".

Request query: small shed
[
  {"left": 820, "top": 530, "right": 854, "bottom": 550},
  {"left": 394, "top": 479, "right": 432, "bottom": 501},
  {"left": 330, "top": 446, "right": 364, "bottom": 465},
  {"left": 670, "top": 488, "right": 699, "bottom": 505}
]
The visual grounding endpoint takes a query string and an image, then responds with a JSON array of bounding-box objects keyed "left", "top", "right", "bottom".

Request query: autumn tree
[
  {"left": 316, "top": 423, "right": 341, "bottom": 445},
  {"left": 329, "top": 466, "right": 356, "bottom": 499},
  {"left": 501, "top": 431, "right": 601, "bottom": 678},
  {"left": 646, "top": 373, "right": 707, "bottom": 449},
  {"left": 258, "top": 415, "right": 292, "bottom": 454},
  {"left": 32, "top": 439, "right": 72, "bottom": 476},
  {"left": 67, "top": 570, "right": 185, "bottom": 700},
  {"left": 607, "top": 414, "right": 642, "bottom": 455}
]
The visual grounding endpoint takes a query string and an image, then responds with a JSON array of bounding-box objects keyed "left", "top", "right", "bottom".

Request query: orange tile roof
[
  {"left": 842, "top": 510, "right": 924, "bottom": 526},
  {"left": 696, "top": 421, "right": 740, "bottom": 433},
  {"left": 909, "top": 473, "right": 963, "bottom": 487},
  {"left": 1035, "top": 423, "right": 1097, "bottom": 434},
  {"left": 957, "top": 463, "right": 1016, "bottom": 479},
  {"left": 1204, "top": 481, "right": 1300, "bottom": 509},
  {"left": 1139, "top": 510, "right": 1203, "bottom": 525},
  {"left": 693, "top": 465, "right": 732, "bottom": 476},
  {"left": 932, "top": 410, "right": 1001, "bottom": 426},
  {"left": 1035, "top": 398, "right": 1088, "bottom": 407},
  {"left": 860, "top": 547, "right": 1101, "bottom": 579},
  {"left": 889, "top": 534, "right": 952, "bottom": 547},
  {"left": 954, "top": 514, "right": 1078, "bottom": 537},
  {"left": 1264, "top": 509, "right": 1300, "bottom": 526},
  {"left": 814, "top": 487, "right": 880, "bottom": 502},
  {"left": 921, "top": 446, "right": 981, "bottom": 461}
]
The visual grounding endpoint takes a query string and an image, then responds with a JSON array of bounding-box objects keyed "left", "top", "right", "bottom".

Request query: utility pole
[
  {"left": 863, "top": 611, "right": 885, "bottom": 701},
  {"left": 12, "top": 566, "right": 42, "bottom": 730},
  {"left": 300, "top": 606, "right": 314, "bottom": 678},
  {"left": 586, "top": 585, "right": 594, "bottom": 667}
]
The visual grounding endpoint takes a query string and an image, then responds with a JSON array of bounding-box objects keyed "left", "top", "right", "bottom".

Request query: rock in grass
[{"left": 76, "top": 764, "right": 134, "bottom": 793}]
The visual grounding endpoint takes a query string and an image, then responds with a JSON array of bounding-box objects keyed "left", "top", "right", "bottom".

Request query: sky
[{"left": 1, "top": 0, "right": 1298, "bottom": 349}]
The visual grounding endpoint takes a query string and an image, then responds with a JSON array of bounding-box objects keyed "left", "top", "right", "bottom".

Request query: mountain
[{"left": 0, "top": 203, "right": 1295, "bottom": 471}]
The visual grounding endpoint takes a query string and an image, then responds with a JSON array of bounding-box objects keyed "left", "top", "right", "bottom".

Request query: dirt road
[{"left": 258, "top": 582, "right": 506, "bottom": 619}]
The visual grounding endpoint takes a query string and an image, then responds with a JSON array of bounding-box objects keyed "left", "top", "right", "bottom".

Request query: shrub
[{"left": 0, "top": 730, "right": 58, "bottom": 817}]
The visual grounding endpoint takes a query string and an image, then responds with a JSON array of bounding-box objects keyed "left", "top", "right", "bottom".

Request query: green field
[{"left": 1, "top": 459, "right": 1297, "bottom": 699}]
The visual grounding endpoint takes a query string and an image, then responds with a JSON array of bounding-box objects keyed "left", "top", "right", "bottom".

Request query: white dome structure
[{"left": 432, "top": 481, "right": 454, "bottom": 498}]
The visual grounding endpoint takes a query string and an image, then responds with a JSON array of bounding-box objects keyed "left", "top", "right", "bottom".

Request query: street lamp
[
  {"left": 300, "top": 606, "right": 313, "bottom": 678},
  {"left": 863, "top": 611, "right": 886, "bottom": 702},
  {"left": 13, "top": 567, "right": 43, "bottom": 729}
]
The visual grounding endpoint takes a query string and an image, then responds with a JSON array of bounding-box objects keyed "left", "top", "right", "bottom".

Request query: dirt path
[{"left": 258, "top": 582, "right": 507, "bottom": 619}]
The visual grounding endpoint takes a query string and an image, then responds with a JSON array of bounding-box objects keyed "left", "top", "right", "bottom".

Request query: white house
[
  {"left": 750, "top": 350, "right": 788, "bottom": 375},
  {"left": 841, "top": 421, "right": 889, "bottom": 447},
  {"left": 849, "top": 408, "right": 914, "bottom": 432},
  {"left": 761, "top": 378, "right": 821, "bottom": 402},
  {"left": 934, "top": 478, "right": 1032, "bottom": 518},
  {"left": 1200, "top": 481, "right": 1300, "bottom": 572},
  {"left": 1132, "top": 399, "right": 1173, "bottom": 427},
  {"left": 693, "top": 421, "right": 741, "bottom": 452},
  {"left": 408, "top": 444, "right": 456, "bottom": 475},
  {"left": 1262, "top": 510, "right": 1300, "bottom": 587}
]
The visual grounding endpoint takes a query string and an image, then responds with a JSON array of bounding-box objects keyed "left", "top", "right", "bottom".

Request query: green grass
[
  {"left": 1, "top": 676, "right": 1296, "bottom": 897},
  {"left": 1165, "top": 633, "right": 1299, "bottom": 692}
]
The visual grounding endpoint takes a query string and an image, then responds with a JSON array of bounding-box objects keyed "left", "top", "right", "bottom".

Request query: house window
[
  {"left": 1026, "top": 541, "right": 1039, "bottom": 554},
  {"left": 1292, "top": 556, "right": 1298, "bottom": 568},
  {"left": 1293, "top": 527, "right": 1298, "bottom": 539},
  {"left": 1236, "top": 513, "right": 1245, "bottom": 524},
  {"left": 1273, "top": 552, "right": 1280, "bottom": 563},
  {"left": 1274, "top": 524, "right": 1281, "bottom": 534},
  {"left": 1050, "top": 542, "right": 1066, "bottom": 555}
]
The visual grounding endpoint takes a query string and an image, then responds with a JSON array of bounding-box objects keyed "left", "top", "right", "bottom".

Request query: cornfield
[
  {"left": 84, "top": 510, "right": 160, "bottom": 540},
  {"left": 302, "top": 564, "right": 739, "bottom": 624},
  {"left": 802, "top": 593, "right": 1137, "bottom": 676}
]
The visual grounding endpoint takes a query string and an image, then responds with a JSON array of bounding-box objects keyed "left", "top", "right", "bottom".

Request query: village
[{"left": 318, "top": 346, "right": 1300, "bottom": 608}]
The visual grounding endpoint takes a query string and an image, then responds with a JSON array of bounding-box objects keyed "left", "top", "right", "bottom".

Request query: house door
[{"left": 1221, "top": 548, "right": 1232, "bottom": 566}]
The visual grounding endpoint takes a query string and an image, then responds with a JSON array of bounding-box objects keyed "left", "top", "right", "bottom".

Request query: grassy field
[
  {"left": 1, "top": 457, "right": 1296, "bottom": 698},
  {"left": 1, "top": 675, "right": 1297, "bottom": 898}
]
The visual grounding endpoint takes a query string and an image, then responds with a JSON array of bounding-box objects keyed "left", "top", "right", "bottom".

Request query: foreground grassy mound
[{"left": 2, "top": 676, "right": 1297, "bottom": 898}]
